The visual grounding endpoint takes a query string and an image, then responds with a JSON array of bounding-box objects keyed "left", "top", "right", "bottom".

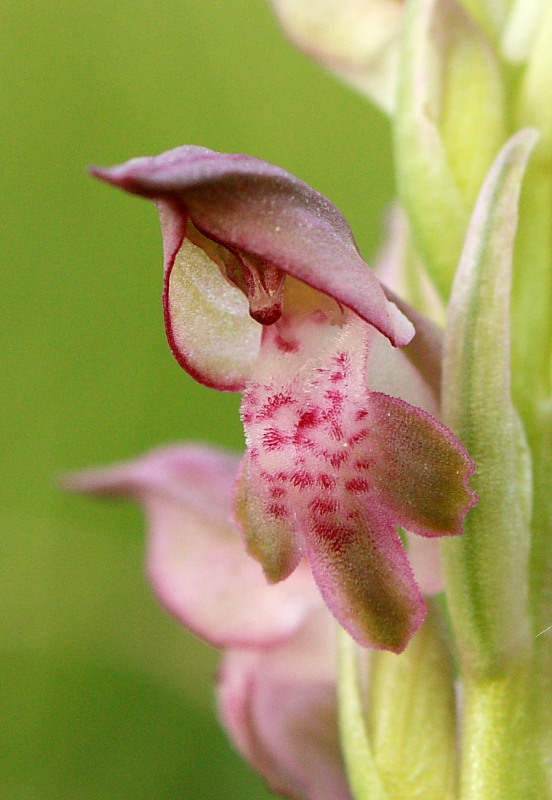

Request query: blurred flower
[
  {"left": 269, "top": 0, "right": 404, "bottom": 114},
  {"left": 68, "top": 444, "right": 352, "bottom": 800},
  {"left": 92, "top": 146, "right": 476, "bottom": 652}
]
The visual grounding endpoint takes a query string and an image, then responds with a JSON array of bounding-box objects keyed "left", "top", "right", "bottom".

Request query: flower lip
[{"left": 90, "top": 146, "right": 414, "bottom": 348}]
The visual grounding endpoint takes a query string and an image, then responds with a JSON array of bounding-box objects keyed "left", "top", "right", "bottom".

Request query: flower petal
[
  {"left": 238, "top": 314, "right": 476, "bottom": 651},
  {"left": 364, "top": 392, "right": 477, "bottom": 538},
  {"left": 66, "top": 445, "right": 319, "bottom": 648},
  {"left": 92, "top": 147, "right": 414, "bottom": 350},
  {"left": 269, "top": 0, "right": 403, "bottom": 114},
  {"left": 218, "top": 610, "right": 351, "bottom": 800},
  {"left": 161, "top": 213, "right": 262, "bottom": 390}
]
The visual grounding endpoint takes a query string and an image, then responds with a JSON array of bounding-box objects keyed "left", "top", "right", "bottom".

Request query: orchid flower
[
  {"left": 68, "top": 444, "right": 352, "bottom": 800},
  {"left": 92, "top": 147, "right": 476, "bottom": 653},
  {"left": 72, "top": 0, "right": 552, "bottom": 791}
]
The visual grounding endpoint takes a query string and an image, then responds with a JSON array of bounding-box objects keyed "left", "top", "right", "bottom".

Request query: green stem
[
  {"left": 526, "top": 407, "right": 552, "bottom": 790},
  {"left": 440, "top": 131, "right": 549, "bottom": 798},
  {"left": 337, "top": 626, "right": 389, "bottom": 800},
  {"left": 459, "top": 666, "right": 548, "bottom": 800}
]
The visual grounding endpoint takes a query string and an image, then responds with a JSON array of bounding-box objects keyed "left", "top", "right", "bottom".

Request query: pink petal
[
  {"left": 218, "top": 610, "right": 352, "bottom": 800},
  {"left": 92, "top": 147, "right": 414, "bottom": 351},
  {"left": 238, "top": 314, "right": 476, "bottom": 651},
  {"left": 67, "top": 445, "right": 320, "bottom": 648}
]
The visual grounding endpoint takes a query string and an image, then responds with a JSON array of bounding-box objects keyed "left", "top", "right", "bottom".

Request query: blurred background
[{"left": 1, "top": 0, "right": 393, "bottom": 797}]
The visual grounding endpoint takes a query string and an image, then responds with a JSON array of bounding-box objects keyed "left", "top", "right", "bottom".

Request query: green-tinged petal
[
  {"left": 368, "top": 603, "right": 458, "bottom": 800},
  {"left": 165, "top": 234, "right": 261, "bottom": 390},
  {"left": 365, "top": 392, "right": 476, "bottom": 539},
  {"left": 234, "top": 449, "right": 302, "bottom": 582},
  {"left": 442, "top": 128, "right": 538, "bottom": 675}
]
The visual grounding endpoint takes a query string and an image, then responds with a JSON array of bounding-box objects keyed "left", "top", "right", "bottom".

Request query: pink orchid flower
[
  {"left": 69, "top": 444, "right": 352, "bottom": 800},
  {"left": 92, "top": 146, "right": 476, "bottom": 652}
]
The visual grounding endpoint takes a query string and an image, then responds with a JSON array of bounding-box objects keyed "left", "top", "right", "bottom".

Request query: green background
[{"left": 1, "top": 0, "right": 393, "bottom": 797}]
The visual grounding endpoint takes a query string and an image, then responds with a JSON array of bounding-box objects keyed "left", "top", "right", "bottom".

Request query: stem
[
  {"left": 441, "top": 132, "right": 550, "bottom": 798},
  {"left": 459, "top": 667, "right": 545, "bottom": 800},
  {"left": 526, "top": 406, "right": 552, "bottom": 790},
  {"left": 337, "top": 627, "right": 389, "bottom": 800}
]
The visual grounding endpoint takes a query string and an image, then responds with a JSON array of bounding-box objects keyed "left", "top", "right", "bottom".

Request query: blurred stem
[
  {"left": 395, "top": 0, "right": 469, "bottom": 300},
  {"left": 337, "top": 626, "right": 388, "bottom": 800},
  {"left": 528, "top": 411, "right": 552, "bottom": 791}
]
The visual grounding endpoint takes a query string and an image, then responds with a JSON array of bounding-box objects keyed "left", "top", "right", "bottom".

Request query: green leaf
[{"left": 442, "top": 128, "right": 538, "bottom": 676}]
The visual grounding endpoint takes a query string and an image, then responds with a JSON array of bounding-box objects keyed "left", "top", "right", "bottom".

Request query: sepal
[{"left": 219, "top": 611, "right": 351, "bottom": 800}]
